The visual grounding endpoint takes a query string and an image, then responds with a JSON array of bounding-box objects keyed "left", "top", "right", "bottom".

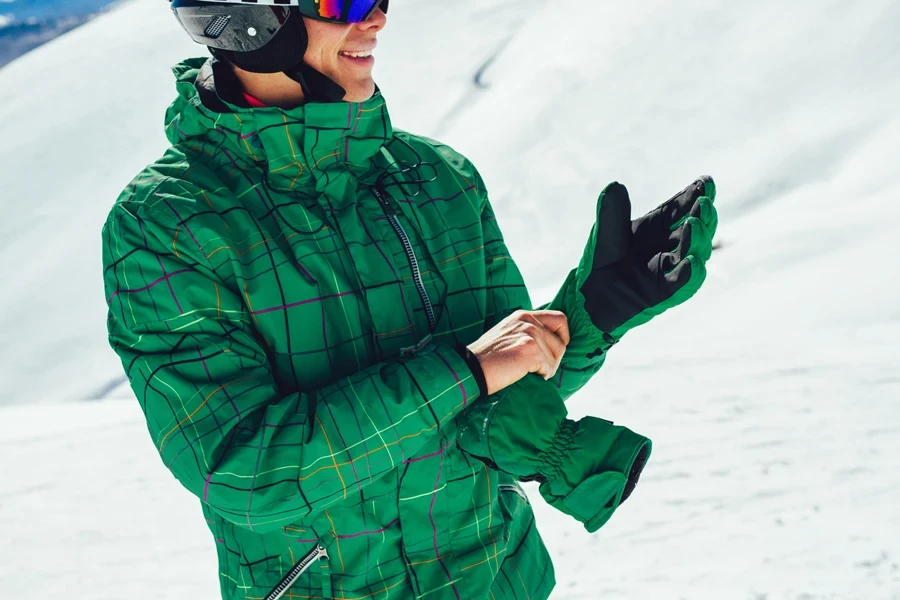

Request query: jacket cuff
[
  {"left": 454, "top": 343, "right": 489, "bottom": 398},
  {"left": 401, "top": 341, "right": 484, "bottom": 424}
]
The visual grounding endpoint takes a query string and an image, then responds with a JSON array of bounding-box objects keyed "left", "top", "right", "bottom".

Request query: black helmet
[{"left": 170, "top": 0, "right": 389, "bottom": 103}]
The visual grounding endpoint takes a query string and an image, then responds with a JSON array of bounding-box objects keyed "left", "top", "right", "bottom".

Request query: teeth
[{"left": 340, "top": 51, "right": 372, "bottom": 58}]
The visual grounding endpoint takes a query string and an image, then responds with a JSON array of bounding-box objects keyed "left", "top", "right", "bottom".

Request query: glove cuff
[
  {"left": 524, "top": 419, "right": 579, "bottom": 483},
  {"left": 545, "top": 269, "right": 620, "bottom": 360},
  {"left": 537, "top": 419, "right": 652, "bottom": 533},
  {"left": 455, "top": 375, "right": 568, "bottom": 476}
]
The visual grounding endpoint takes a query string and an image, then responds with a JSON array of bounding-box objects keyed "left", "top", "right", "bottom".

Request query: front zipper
[
  {"left": 264, "top": 545, "right": 329, "bottom": 600},
  {"left": 370, "top": 185, "right": 438, "bottom": 332}
]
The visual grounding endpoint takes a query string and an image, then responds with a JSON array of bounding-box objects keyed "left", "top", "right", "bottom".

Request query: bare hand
[{"left": 467, "top": 310, "right": 570, "bottom": 395}]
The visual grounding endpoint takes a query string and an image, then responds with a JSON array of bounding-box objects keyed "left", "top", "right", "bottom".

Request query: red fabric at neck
[{"left": 242, "top": 92, "right": 269, "bottom": 108}]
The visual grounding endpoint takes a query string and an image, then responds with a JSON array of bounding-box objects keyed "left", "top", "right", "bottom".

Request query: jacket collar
[{"left": 168, "top": 58, "right": 393, "bottom": 194}]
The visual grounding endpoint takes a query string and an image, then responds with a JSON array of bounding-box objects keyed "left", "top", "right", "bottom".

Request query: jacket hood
[{"left": 164, "top": 57, "right": 394, "bottom": 194}]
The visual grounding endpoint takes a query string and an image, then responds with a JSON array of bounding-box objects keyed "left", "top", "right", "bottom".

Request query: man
[{"left": 101, "top": 1, "right": 716, "bottom": 598}]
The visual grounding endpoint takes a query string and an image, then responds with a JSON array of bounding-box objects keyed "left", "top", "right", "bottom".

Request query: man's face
[{"left": 302, "top": 7, "right": 387, "bottom": 102}]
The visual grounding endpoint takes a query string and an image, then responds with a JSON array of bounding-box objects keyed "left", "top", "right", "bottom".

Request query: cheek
[
  {"left": 315, "top": 43, "right": 341, "bottom": 71},
  {"left": 302, "top": 24, "right": 336, "bottom": 66},
  {"left": 301, "top": 22, "right": 352, "bottom": 75},
  {"left": 304, "top": 45, "right": 330, "bottom": 74}
]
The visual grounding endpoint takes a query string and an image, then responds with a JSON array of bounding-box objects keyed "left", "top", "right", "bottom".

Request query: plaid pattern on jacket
[{"left": 102, "top": 57, "right": 597, "bottom": 599}]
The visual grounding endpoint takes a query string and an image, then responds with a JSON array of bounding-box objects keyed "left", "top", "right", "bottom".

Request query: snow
[{"left": 1, "top": 0, "right": 899, "bottom": 598}]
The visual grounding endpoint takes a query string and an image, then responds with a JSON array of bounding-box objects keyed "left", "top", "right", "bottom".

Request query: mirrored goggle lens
[{"left": 299, "top": 0, "right": 383, "bottom": 23}]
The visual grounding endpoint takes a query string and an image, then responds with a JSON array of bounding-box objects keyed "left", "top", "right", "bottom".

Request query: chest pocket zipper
[
  {"left": 264, "top": 544, "right": 331, "bottom": 600},
  {"left": 370, "top": 184, "right": 438, "bottom": 332}
]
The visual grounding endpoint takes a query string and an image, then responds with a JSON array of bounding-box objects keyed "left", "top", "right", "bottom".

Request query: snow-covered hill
[
  {"left": 1, "top": 0, "right": 898, "bottom": 598},
  {"left": 0, "top": 0, "right": 121, "bottom": 68}
]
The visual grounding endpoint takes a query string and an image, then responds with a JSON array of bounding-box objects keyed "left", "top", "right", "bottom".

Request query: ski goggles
[
  {"left": 172, "top": 0, "right": 388, "bottom": 23},
  {"left": 299, "top": 0, "right": 389, "bottom": 23}
]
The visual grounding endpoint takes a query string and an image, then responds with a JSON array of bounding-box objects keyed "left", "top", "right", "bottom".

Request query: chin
[{"left": 343, "top": 80, "right": 377, "bottom": 102}]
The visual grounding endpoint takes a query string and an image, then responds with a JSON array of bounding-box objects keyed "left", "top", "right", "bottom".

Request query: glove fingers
[
  {"left": 660, "top": 176, "right": 715, "bottom": 231},
  {"left": 690, "top": 194, "right": 719, "bottom": 241},
  {"left": 632, "top": 176, "right": 715, "bottom": 259},
  {"left": 670, "top": 217, "right": 713, "bottom": 263},
  {"left": 588, "top": 182, "right": 633, "bottom": 270},
  {"left": 660, "top": 254, "right": 707, "bottom": 302},
  {"left": 703, "top": 176, "right": 717, "bottom": 205}
]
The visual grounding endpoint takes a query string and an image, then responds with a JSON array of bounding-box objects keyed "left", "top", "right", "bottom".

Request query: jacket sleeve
[
  {"left": 473, "top": 171, "right": 606, "bottom": 401},
  {"left": 102, "top": 202, "right": 480, "bottom": 534},
  {"left": 479, "top": 193, "right": 533, "bottom": 328}
]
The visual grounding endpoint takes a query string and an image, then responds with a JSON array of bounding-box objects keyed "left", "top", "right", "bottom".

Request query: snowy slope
[
  {"left": 0, "top": 0, "right": 202, "bottom": 406},
  {"left": 1, "top": 0, "right": 899, "bottom": 598},
  {"left": 0, "top": 0, "right": 122, "bottom": 68}
]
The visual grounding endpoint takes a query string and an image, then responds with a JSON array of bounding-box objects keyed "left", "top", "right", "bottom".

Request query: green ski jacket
[{"left": 102, "top": 58, "right": 603, "bottom": 600}]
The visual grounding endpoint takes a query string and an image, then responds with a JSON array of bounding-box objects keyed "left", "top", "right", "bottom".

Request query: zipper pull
[
  {"left": 318, "top": 545, "right": 333, "bottom": 600},
  {"left": 370, "top": 185, "right": 396, "bottom": 215},
  {"left": 316, "top": 545, "right": 329, "bottom": 560}
]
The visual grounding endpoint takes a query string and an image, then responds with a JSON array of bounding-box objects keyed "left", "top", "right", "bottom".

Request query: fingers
[
  {"left": 661, "top": 255, "right": 707, "bottom": 302},
  {"left": 701, "top": 176, "right": 717, "bottom": 205},
  {"left": 470, "top": 310, "right": 572, "bottom": 394},
  {"left": 690, "top": 193, "right": 719, "bottom": 241},
  {"left": 631, "top": 176, "right": 715, "bottom": 260},
  {"left": 531, "top": 333, "right": 562, "bottom": 380},
  {"left": 663, "top": 177, "right": 713, "bottom": 230},
  {"left": 653, "top": 177, "right": 707, "bottom": 229},
  {"left": 656, "top": 179, "right": 716, "bottom": 299},
  {"left": 669, "top": 217, "right": 713, "bottom": 263},
  {"left": 530, "top": 310, "right": 571, "bottom": 346},
  {"left": 520, "top": 312, "right": 568, "bottom": 379}
]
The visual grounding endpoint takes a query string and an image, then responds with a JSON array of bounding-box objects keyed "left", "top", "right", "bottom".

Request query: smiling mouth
[
  {"left": 339, "top": 51, "right": 375, "bottom": 66},
  {"left": 339, "top": 50, "right": 373, "bottom": 58}
]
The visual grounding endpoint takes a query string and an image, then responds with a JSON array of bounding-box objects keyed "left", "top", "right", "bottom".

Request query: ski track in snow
[{"left": 1, "top": 0, "right": 899, "bottom": 598}]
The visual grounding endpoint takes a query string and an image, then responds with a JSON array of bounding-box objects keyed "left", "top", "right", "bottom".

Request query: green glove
[
  {"left": 546, "top": 177, "right": 718, "bottom": 359},
  {"left": 456, "top": 375, "right": 651, "bottom": 533},
  {"left": 535, "top": 416, "right": 650, "bottom": 532}
]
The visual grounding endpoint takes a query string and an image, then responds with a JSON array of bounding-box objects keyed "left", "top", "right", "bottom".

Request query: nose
[{"left": 358, "top": 6, "right": 387, "bottom": 31}]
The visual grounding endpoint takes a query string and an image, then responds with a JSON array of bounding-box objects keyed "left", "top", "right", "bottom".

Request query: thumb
[{"left": 584, "top": 182, "right": 632, "bottom": 271}]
